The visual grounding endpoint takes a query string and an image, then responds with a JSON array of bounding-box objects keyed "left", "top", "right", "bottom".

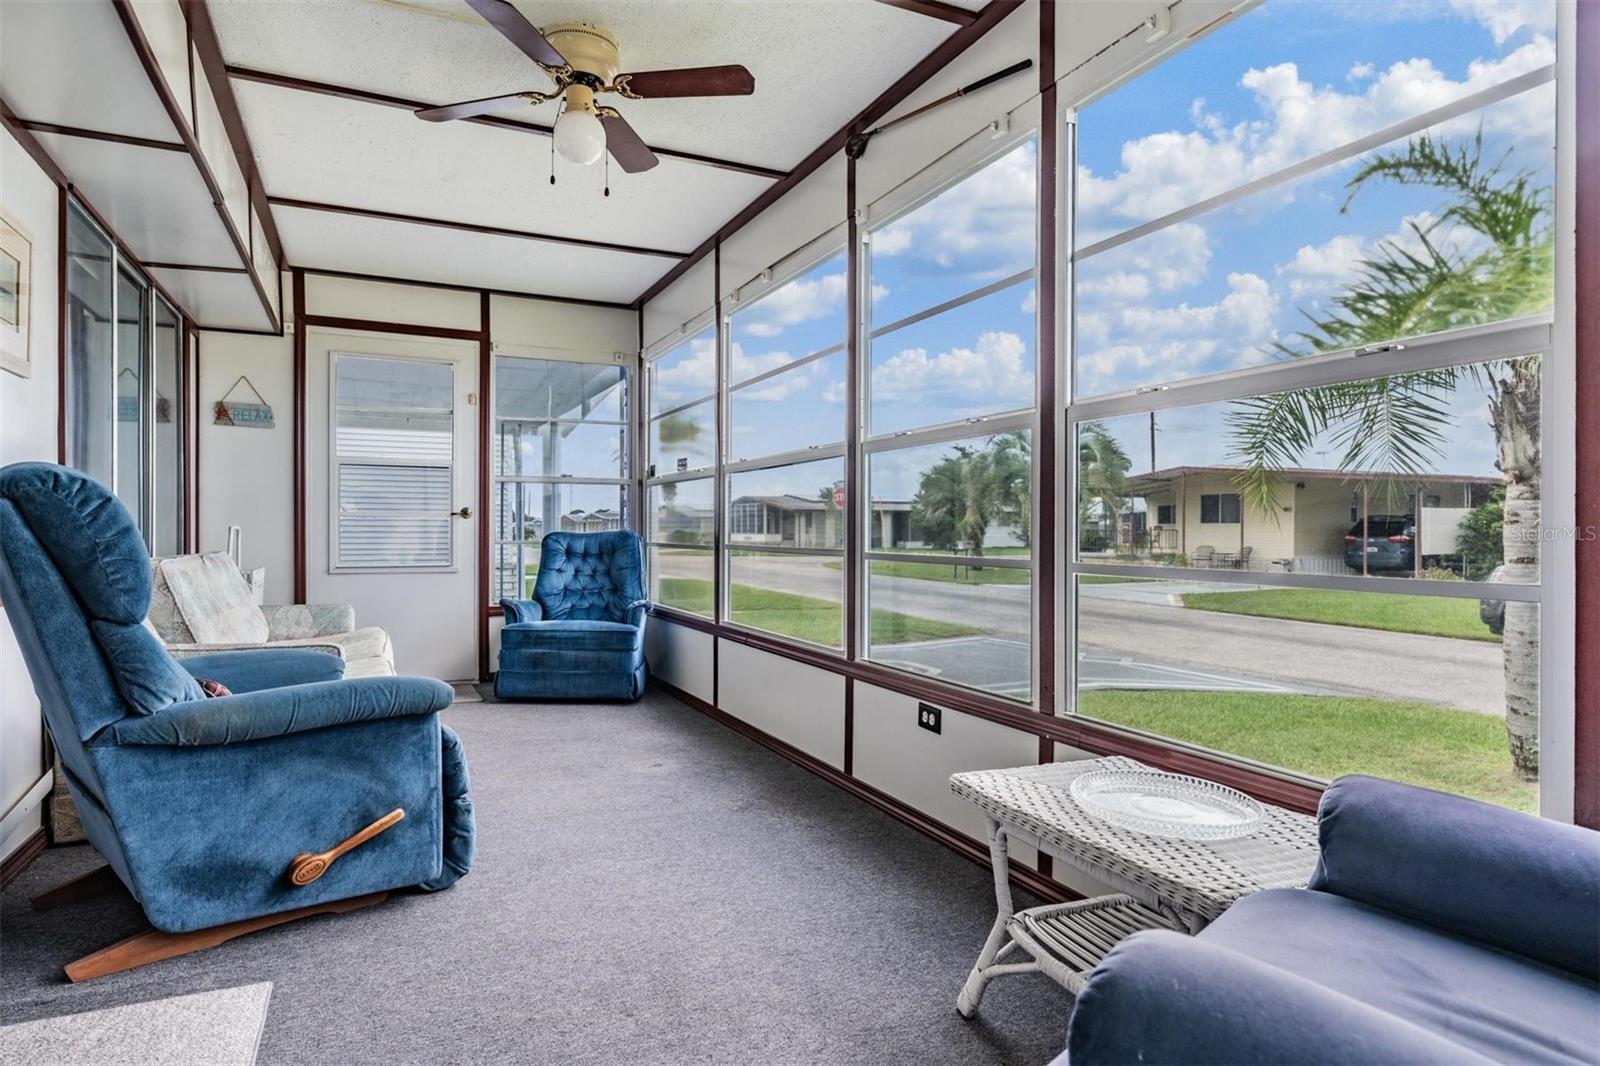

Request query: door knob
[{"left": 452, "top": 506, "right": 473, "bottom": 519}]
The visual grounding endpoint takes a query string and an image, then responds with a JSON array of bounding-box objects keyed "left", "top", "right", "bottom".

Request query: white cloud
[
  {"left": 737, "top": 271, "right": 846, "bottom": 340},
  {"left": 867, "top": 330, "right": 1033, "bottom": 408},
  {"left": 871, "top": 141, "right": 1036, "bottom": 278},
  {"left": 1451, "top": 0, "right": 1556, "bottom": 44},
  {"left": 1276, "top": 210, "right": 1489, "bottom": 301},
  {"left": 1347, "top": 62, "right": 1375, "bottom": 81},
  {"left": 1077, "top": 35, "right": 1555, "bottom": 236}
]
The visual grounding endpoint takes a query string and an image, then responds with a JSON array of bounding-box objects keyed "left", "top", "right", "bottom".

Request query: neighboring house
[
  {"left": 1115, "top": 465, "right": 1499, "bottom": 574},
  {"left": 729, "top": 495, "right": 838, "bottom": 548}
]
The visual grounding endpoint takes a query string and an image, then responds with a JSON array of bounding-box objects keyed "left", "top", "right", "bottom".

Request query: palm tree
[
  {"left": 1228, "top": 130, "right": 1551, "bottom": 779},
  {"left": 1078, "top": 421, "right": 1132, "bottom": 549},
  {"left": 912, "top": 443, "right": 1010, "bottom": 558},
  {"left": 992, "top": 432, "right": 1033, "bottom": 546}
]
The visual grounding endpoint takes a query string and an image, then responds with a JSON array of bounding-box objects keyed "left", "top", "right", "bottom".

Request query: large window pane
[
  {"left": 728, "top": 549, "right": 843, "bottom": 649},
  {"left": 114, "top": 268, "right": 148, "bottom": 534},
  {"left": 1073, "top": 358, "right": 1538, "bottom": 582},
  {"left": 1072, "top": 575, "right": 1537, "bottom": 811},
  {"left": 494, "top": 481, "right": 628, "bottom": 598},
  {"left": 727, "top": 351, "right": 845, "bottom": 461},
  {"left": 868, "top": 278, "right": 1034, "bottom": 436},
  {"left": 648, "top": 478, "right": 714, "bottom": 547},
  {"left": 651, "top": 545, "right": 714, "bottom": 617},
  {"left": 728, "top": 251, "right": 846, "bottom": 386},
  {"left": 1074, "top": 7, "right": 1556, "bottom": 398},
  {"left": 498, "top": 356, "right": 625, "bottom": 422},
  {"left": 727, "top": 458, "right": 844, "bottom": 551},
  {"left": 649, "top": 398, "right": 715, "bottom": 475},
  {"left": 869, "top": 140, "right": 1037, "bottom": 326},
  {"left": 1074, "top": 1, "right": 1557, "bottom": 243},
  {"left": 496, "top": 418, "right": 626, "bottom": 479},
  {"left": 867, "top": 432, "right": 1031, "bottom": 555},
  {"left": 648, "top": 327, "right": 715, "bottom": 414},
  {"left": 866, "top": 560, "right": 1032, "bottom": 701},
  {"left": 66, "top": 205, "right": 115, "bottom": 490},
  {"left": 152, "top": 298, "right": 182, "bottom": 556}
]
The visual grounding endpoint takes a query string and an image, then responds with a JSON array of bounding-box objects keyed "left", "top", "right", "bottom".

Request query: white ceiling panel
[
  {"left": 274, "top": 204, "right": 673, "bottom": 304},
  {"left": 233, "top": 80, "right": 772, "bottom": 253},
  {"left": 149, "top": 268, "right": 274, "bottom": 331},
  {"left": 0, "top": 0, "right": 178, "bottom": 143},
  {"left": 209, "top": 0, "right": 955, "bottom": 170},
  {"left": 34, "top": 133, "right": 243, "bottom": 268}
]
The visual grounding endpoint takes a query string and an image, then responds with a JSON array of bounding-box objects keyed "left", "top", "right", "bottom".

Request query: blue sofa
[
  {"left": 0, "top": 462, "right": 474, "bottom": 974},
  {"left": 496, "top": 530, "right": 648, "bottom": 701},
  {"left": 1064, "top": 776, "right": 1600, "bottom": 1065}
]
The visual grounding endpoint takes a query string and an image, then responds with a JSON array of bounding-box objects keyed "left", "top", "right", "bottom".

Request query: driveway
[{"left": 654, "top": 557, "right": 1506, "bottom": 715}]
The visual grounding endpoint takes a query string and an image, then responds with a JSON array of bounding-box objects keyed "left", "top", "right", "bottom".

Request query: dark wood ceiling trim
[
  {"left": 13, "top": 120, "right": 187, "bottom": 153},
  {"left": 874, "top": 0, "right": 978, "bottom": 26},
  {"left": 296, "top": 265, "right": 634, "bottom": 311},
  {"left": 180, "top": 2, "right": 287, "bottom": 269},
  {"left": 143, "top": 262, "right": 250, "bottom": 274},
  {"left": 268, "top": 196, "right": 690, "bottom": 259},
  {"left": 1, "top": 95, "right": 195, "bottom": 322},
  {"left": 301, "top": 313, "right": 484, "bottom": 343},
  {"left": 633, "top": 0, "right": 1024, "bottom": 309},
  {"left": 224, "top": 66, "right": 790, "bottom": 183},
  {"left": 0, "top": 97, "right": 68, "bottom": 186},
  {"left": 111, "top": 0, "right": 279, "bottom": 333}
]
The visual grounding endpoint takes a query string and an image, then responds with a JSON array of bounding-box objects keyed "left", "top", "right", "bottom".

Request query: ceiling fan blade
[
  {"left": 600, "top": 112, "right": 659, "bottom": 173},
  {"left": 415, "top": 92, "right": 534, "bottom": 122},
  {"left": 463, "top": 0, "right": 567, "bottom": 69},
  {"left": 613, "top": 65, "right": 755, "bottom": 99}
]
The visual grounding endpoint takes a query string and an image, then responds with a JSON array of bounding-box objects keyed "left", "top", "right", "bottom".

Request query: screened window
[
  {"left": 333, "top": 353, "right": 454, "bottom": 570},
  {"left": 1067, "top": 0, "right": 1556, "bottom": 811},
  {"left": 863, "top": 140, "right": 1038, "bottom": 699},
  {"left": 645, "top": 326, "right": 717, "bottom": 616},
  {"left": 493, "top": 356, "right": 629, "bottom": 599},
  {"left": 722, "top": 249, "right": 848, "bottom": 648}
]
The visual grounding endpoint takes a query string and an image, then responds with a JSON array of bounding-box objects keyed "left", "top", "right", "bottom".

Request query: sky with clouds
[{"left": 646, "top": 0, "right": 1556, "bottom": 512}]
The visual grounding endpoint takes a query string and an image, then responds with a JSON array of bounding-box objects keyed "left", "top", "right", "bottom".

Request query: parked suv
[{"left": 1343, "top": 514, "right": 1416, "bottom": 572}]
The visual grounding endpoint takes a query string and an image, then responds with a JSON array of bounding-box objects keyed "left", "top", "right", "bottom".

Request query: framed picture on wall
[{"left": 0, "top": 206, "right": 32, "bottom": 378}]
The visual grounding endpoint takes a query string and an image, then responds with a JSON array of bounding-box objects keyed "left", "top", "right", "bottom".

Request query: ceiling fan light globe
[{"left": 553, "top": 108, "right": 606, "bottom": 166}]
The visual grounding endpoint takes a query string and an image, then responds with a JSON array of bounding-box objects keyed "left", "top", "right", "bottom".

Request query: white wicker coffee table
[{"left": 950, "top": 755, "right": 1319, "bottom": 1015}]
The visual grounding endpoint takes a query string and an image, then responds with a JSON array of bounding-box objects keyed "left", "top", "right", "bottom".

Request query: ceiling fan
[{"left": 415, "top": 0, "right": 755, "bottom": 174}]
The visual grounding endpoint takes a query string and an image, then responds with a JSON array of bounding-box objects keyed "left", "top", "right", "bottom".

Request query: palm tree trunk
[{"left": 1491, "top": 363, "right": 1540, "bottom": 780}]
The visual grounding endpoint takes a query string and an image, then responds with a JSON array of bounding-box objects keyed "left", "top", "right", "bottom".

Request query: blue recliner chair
[
  {"left": 0, "top": 463, "right": 474, "bottom": 980},
  {"left": 1063, "top": 776, "right": 1600, "bottom": 1065},
  {"left": 496, "top": 530, "right": 648, "bottom": 701}
]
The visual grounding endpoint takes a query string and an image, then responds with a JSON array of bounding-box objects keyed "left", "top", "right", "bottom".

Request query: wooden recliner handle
[{"left": 288, "top": 808, "right": 405, "bottom": 886}]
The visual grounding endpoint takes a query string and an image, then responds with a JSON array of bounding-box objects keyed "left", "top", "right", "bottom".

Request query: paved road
[{"left": 655, "top": 555, "right": 1505, "bottom": 715}]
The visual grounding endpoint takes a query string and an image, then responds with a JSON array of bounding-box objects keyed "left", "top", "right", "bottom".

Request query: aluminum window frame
[
  {"left": 491, "top": 353, "right": 632, "bottom": 600},
  {"left": 1060, "top": 13, "right": 1560, "bottom": 812},
  {"left": 858, "top": 127, "right": 1044, "bottom": 706}
]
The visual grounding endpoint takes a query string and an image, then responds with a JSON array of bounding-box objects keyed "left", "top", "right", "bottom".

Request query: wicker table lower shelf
[{"left": 957, "top": 893, "right": 1176, "bottom": 1015}]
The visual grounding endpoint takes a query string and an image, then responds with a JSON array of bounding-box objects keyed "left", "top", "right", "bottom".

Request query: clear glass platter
[{"left": 1068, "top": 769, "right": 1265, "bottom": 841}]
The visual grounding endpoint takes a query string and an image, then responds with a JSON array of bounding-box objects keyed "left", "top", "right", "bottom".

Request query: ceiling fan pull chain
[
  {"left": 549, "top": 98, "right": 560, "bottom": 186},
  {"left": 604, "top": 150, "right": 611, "bottom": 198}
]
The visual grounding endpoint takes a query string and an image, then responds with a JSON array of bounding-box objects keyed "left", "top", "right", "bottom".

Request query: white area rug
[{"left": 0, "top": 982, "right": 271, "bottom": 1066}]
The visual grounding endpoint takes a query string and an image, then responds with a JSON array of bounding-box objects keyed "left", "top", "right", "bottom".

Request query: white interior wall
[
  {"left": 644, "top": 619, "right": 715, "bottom": 705},
  {"left": 0, "top": 127, "right": 61, "bottom": 861},
  {"left": 716, "top": 640, "right": 846, "bottom": 769},
  {"left": 197, "top": 287, "right": 296, "bottom": 603}
]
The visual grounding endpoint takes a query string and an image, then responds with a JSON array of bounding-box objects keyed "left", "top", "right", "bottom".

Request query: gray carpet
[{"left": 2, "top": 690, "right": 1072, "bottom": 1065}]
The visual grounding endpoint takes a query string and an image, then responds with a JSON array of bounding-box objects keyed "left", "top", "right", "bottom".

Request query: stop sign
[{"left": 832, "top": 485, "right": 846, "bottom": 509}]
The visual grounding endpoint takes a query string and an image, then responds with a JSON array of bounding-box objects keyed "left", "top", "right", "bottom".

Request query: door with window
[{"left": 306, "top": 331, "right": 479, "bottom": 680}]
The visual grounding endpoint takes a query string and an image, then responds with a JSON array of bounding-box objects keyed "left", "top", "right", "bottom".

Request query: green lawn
[
  {"left": 1180, "top": 587, "right": 1498, "bottom": 642},
  {"left": 656, "top": 577, "right": 979, "bottom": 648},
  {"left": 1081, "top": 690, "right": 1535, "bottom": 812},
  {"left": 826, "top": 559, "right": 1031, "bottom": 585}
]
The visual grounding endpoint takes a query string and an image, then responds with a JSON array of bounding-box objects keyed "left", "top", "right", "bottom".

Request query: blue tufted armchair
[
  {"left": 497, "top": 530, "right": 649, "bottom": 701},
  {"left": 0, "top": 463, "right": 474, "bottom": 980}
]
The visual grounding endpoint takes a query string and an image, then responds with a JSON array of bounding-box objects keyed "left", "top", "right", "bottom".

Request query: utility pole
[{"left": 1149, "top": 411, "right": 1157, "bottom": 472}]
